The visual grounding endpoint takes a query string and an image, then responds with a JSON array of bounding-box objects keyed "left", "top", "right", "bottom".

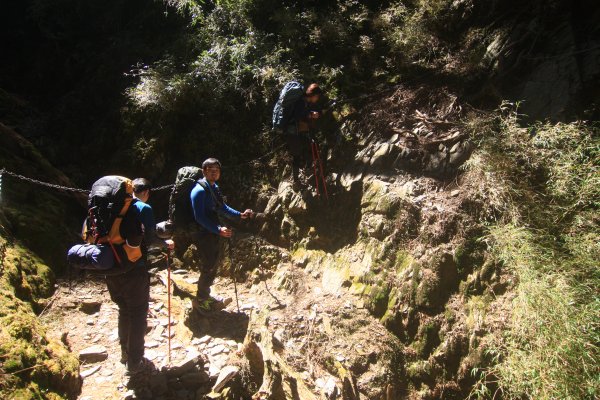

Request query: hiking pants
[
  {"left": 284, "top": 130, "right": 312, "bottom": 182},
  {"left": 106, "top": 266, "right": 149, "bottom": 365},
  {"left": 196, "top": 233, "right": 221, "bottom": 299}
]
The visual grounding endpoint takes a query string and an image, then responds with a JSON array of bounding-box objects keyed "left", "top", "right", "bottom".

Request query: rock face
[
  {"left": 482, "top": 4, "right": 600, "bottom": 121},
  {"left": 0, "top": 124, "right": 83, "bottom": 399},
  {"left": 220, "top": 85, "right": 510, "bottom": 399}
]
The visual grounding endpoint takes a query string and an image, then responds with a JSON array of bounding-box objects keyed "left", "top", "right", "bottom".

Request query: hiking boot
[
  {"left": 192, "top": 295, "right": 232, "bottom": 314},
  {"left": 125, "top": 358, "right": 154, "bottom": 377}
]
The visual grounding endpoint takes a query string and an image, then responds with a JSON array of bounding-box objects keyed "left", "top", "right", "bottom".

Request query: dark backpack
[
  {"left": 168, "top": 166, "right": 203, "bottom": 231},
  {"left": 82, "top": 176, "right": 143, "bottom": 265},
  {"left": 68, "top": 176, "right": 143, "bottom": 276},
  {"left": 272, "top": 81, "right": 304, "bottom": 131}
]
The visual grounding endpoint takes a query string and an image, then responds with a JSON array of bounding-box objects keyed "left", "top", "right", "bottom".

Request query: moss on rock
[{"left": 0, "top": 241, "right": 81, "bottom": 399}]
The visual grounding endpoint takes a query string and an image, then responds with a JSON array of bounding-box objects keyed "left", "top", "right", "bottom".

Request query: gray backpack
[{"left": 272, "top": 81, "right": 304, "bottom": 131}]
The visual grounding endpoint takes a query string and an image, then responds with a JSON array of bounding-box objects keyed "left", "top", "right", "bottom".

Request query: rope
[
  {"left": 0, "top": 168, "right": 175, "bottom": 197},
  {"left": 0, "top": 169, "right": 90, "bottom": 194},
  {"left": 153, "top": 183, "right": 174, "bottom": 191}
]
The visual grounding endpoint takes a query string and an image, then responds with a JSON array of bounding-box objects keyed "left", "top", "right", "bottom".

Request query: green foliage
[{"left": 466, "top": 107, "right": 600, "bottom": 399}]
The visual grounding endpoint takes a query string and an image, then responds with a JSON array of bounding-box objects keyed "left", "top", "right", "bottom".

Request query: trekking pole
[
  {"left": 165, "top": 250, "right": 172, "bottom": 364},
  {"left": 227, "top": 236, "right": 241, "bottom": 313}
]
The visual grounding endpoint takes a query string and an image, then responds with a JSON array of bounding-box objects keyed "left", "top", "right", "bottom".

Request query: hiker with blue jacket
[
  {"left": 190, "top": 158, "right": 253, "bottom": 312},
  {"left": 274, "top": 82, "right": 323, "bottom": 190},
  {"left": 105, "top": 178, "right": 174, "bottom": 378}
]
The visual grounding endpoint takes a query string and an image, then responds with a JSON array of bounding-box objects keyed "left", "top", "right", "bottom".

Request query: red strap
[{"left": 108, "top": 240, "right": 122, "bottom": 265}]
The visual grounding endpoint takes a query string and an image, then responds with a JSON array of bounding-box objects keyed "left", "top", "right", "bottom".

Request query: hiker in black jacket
[{"left": 284, "top": 83, "right": 323, "bottom": 190}]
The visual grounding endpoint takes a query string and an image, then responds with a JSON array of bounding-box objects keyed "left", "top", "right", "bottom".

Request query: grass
[
  {"left": 486, "top": 225, "right": 599, "bottom": 399},
  {"left": 465, "top": 106, "right": 600, "bottom": 399}
]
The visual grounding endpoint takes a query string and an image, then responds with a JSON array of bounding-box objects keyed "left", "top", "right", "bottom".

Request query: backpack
[
  {"left": 81, "top": 176, "right": 143, "bottom": 266},
  {"left": 168, "top": 166, "right": 203, "bottom": 231},
  {"left": 272, "top": 81, "right": 304, "bottom": 131}
]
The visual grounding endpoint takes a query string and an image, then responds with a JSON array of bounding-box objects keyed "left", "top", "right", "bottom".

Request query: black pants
[
  {"left": 106, "top": 267, "right": 149, "bottom": 365},
  {"left": 284, "top": 132, "right": 312, "bottom": 182},
  {"left": 196, "top": 233, "right": 221, "bottom": 299}
]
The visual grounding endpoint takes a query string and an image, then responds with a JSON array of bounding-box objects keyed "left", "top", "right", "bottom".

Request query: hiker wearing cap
[
  {"left": 190, "top": 158, "right": 253, "bottom": 312},
  {"left": 105, "top": 178, "right": 174, "bottom": 378},
  {"left": 282, "top": 83, "right": 323, "bottom": 190}
]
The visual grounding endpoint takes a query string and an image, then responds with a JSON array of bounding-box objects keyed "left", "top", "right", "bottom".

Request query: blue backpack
[{"left": 272, "top": 81, "right": 304, "bottom": 131}]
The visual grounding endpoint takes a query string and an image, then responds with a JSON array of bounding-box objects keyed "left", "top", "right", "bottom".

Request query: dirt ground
[{"left": 42, "top": 250, "right": 398, "bottom": 400}]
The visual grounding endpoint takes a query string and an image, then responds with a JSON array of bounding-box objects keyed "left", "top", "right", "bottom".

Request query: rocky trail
[{"left": 42, "top": 244, "right": 400, "bottom": 400}]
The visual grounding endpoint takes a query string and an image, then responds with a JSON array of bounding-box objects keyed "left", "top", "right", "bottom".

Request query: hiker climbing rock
[
  {"left": 273, "top": 81, "right": 324, "bottom": 191},
  {"left": 190, "top": 158, "right": 254, "bottom": 312},
  {"left": 105, "top": 178, "right": 174, "bottom": 380}
]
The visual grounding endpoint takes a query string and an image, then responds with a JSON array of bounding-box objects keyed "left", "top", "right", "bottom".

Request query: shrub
[{"left": 466, "top": 106, "right": 599, "bottom": 399}]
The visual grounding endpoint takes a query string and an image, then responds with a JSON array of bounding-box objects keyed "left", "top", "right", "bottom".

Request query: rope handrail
[
  {"left": 0, "top": 169, "right": 90, "bottom": 194},
  {"left": 0, "top": 169, "right": 175, "bottom": 194}
]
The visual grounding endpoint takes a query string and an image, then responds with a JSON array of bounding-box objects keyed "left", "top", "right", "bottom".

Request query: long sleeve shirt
[
  {"left": 132, "top": 200, "right": 168, "bottom": 250},
  {"left": 190, "top": 180, "right": 241, "bottom": 235}
]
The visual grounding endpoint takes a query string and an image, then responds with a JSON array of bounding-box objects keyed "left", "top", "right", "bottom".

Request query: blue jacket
[{"left": 190, "top": 179, "right": 241, "bottom": 235}]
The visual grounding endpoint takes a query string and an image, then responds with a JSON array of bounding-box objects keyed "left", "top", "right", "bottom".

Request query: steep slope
[{"left": 0, "top": 123, "right": 83, "bottom": 399}]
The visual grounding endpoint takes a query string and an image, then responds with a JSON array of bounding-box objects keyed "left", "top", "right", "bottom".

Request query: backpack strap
[{"left": 197, "top": 179, "right": 224, "bottom": 208}]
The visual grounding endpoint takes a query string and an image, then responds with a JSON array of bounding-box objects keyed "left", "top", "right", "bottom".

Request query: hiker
[
  {"left": 105, "top": 178, "right": 174, "bottom": 377},
  {"left": 275, "top": 82, "right": 324, "bottom": 190},
  {"left": 190, "top": 158, "right": 253, "bottom": 312}
]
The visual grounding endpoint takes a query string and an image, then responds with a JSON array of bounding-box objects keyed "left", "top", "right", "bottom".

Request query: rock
[
  {"left": 192, "top": 335, "right": 212, "bottom": 346},
  {"left": 78, "top": 345, "right": 108, "bottom": 363},
  {"left": 370, "top": 142, "right": 393, "bottom": 168},
  {"left": 167, "top": 350, "right": 202, "bottom": 378},
  {"left": 324, "top": 377, "right": 338, "bottom": 399},
  {"left": 181, "top": 371, "right": 210, "bottom": 389},
  {"left": 149, "top": 373, "right": 168, "bottom": 395},
  {"left": 209, "top": 344, "right": 228, "bottom": 356},
  {"left": 172, "top": 269, "right": 187, "bottom": 275},
  {"left": 449, "top": 141, "right": 473, "bottom": 167},
  {"left": 212, "top": 365, "right": 239, "bottom": 393},
  {"left": 79, "top": 301, "right": 101, "bottom": 314},
  {"left": 80, "top": 365, "right": 101, "bottom": 378},
  {"left": 145, "top": 340, "right": 160, "bottom": 348},
  {"left": 208, "top": 364, "right": 220, "bottom": 379},
  {"left": 287, "top": 192, "right": 308, "bottom": 215},
  {"left": 145, "top": 349, "right": 158, "bottom": 361}
]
